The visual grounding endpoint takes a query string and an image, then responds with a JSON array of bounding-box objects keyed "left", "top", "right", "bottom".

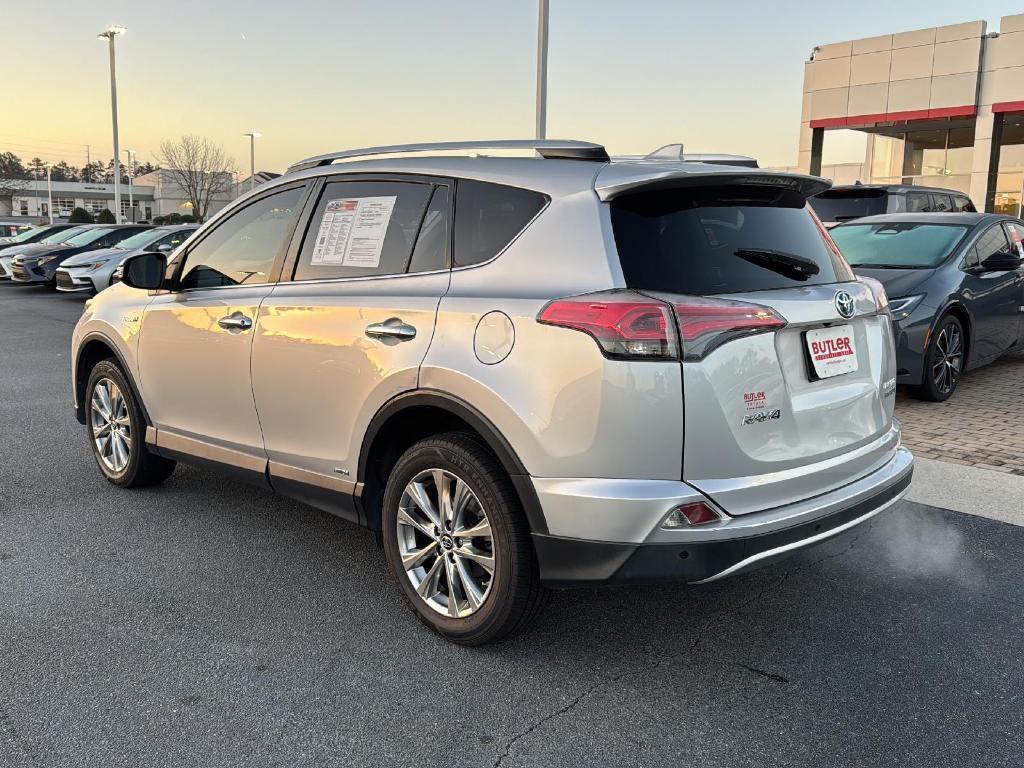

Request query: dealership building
[{"left": 798, "top": 12, "right": 1024, "bottom": 213}]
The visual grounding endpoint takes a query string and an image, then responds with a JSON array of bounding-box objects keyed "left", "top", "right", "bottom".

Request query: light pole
[
  {"left": 123, "top": 148, "right": 135, "bottom": 221},
  {"left": 44, "top": 163, "right": 53, "bottom": 225},
  {"left": 97, "top": 25, "right": 126, "bottom": 222},
  {"left": 243, "top": 132, "right": 261, "bottom": 192},
  {"left": 535, "top": 0, "right": 549, "bottom": 140}
]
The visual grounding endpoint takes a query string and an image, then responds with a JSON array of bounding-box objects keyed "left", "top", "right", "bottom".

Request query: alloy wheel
[
  {"left": 396, "top": 468, "right": 495, "bottom": 618},
  {"left": 91, "top": 378, "right": 132, "bottom": 473},
  {"left": 931, "top": 322, "right": 963, "bottom": 396}
]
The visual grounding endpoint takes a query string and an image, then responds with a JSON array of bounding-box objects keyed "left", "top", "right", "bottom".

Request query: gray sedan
[
  {"left": 56, "top": 225, "right": 197, "bottom": 294},
  {"left": 832, "top": 212, "right": 1024, "bottom": 401}
]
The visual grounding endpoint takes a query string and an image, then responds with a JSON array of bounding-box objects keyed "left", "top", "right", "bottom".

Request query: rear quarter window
[
  {"left": 453, "top": 180, "right": 546, "bottom": 267},
  {"left": 611, "top": 186, "right": 854, "bottom": 296}
]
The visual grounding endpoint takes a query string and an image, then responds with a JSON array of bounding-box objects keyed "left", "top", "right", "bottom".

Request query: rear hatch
[
  {"left": 610, "top": 182, "right": 898, "bottom": 515},
  {"left": 810, "top": 187, "right": 888, "bottom": 226}
]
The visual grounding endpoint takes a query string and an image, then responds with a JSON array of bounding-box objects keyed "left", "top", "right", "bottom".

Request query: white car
[{"left": 56, "top": 225, "right": 197, "bottom": 293}]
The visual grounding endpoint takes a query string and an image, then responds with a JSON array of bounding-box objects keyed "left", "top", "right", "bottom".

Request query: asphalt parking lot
[{"left": 2, "top": 285, "right": 1023, "bottom": 768}]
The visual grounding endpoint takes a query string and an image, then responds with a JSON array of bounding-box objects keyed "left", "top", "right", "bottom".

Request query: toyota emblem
[{"left": 834, "top": 290, "right": 855, "bottom": 319}]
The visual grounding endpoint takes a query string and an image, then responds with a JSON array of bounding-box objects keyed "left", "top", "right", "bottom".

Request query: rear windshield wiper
[{"left": 734, "top": 248, "right": 820, "bottom": 281}]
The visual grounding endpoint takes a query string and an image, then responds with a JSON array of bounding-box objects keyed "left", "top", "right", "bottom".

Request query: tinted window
[
  {"left": 154, "top": 229, "right": 193, "bottom": 252},
  {"left": 293, "top": 181, "right": 432, "bottom": 281},
  {"left": 966, "top": 224, "right": 1010, "bottom": 268},
  {"left": 611, "top": 186, "right": 854, "bottom": 296},
  {"left": 905, "top": 192, "right": 931, "bottom": 212},
  {"left": 1004, "top": 222, "right": 1024, "bottom": 259},
  {"left": 179, "top": 186, "right": 303, "bottom": 290},
  {"left": 930, "top": 194, "right": 953, "bottom": 212},
  {"left": 97, "top": 227, "right": 149, "bottom": 248},
  {"left": 809, "top": 189, "right": 887, "bottom": 222},
  {"left": 831, "top": 223, "right": 969, "bottom": 268},
  {"left": 453, "top": 180, "right": 546, "bottom": 267},
  {"left": 408, "top": 186, "right": 449, "bottom": 273}
]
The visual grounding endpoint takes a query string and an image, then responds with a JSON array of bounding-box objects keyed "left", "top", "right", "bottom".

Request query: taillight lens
[
  {"left": 538, "top": 292, "right": 677, "bottom": 359},
  {"left": 672, "top": 296, "right": 786, "bottom": 361},
  {"left": 662, "top": 502, "right": 722, "bottom": 528}
]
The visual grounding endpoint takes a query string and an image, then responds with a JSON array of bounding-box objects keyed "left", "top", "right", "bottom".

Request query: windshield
[
  {"left": 9, "top": 227, "right": 49, "bottom": 243},
  {"left": 64, "top": 227, "right": 115, "bottom": 246},
  {"left": 115, "top": 229, "right": 165, "bottom": 250},
  {"left": 611, "top": 186, "right": 853, "bottom": 295},
  {"left": 810, "top": 190, "right": 888, "bottom": 222},
  {"left": 830, "top": 222, "right": 969, "bottom": 268},
  {"left": 41, "top": 226, "right": 88, "bottom": 244}
]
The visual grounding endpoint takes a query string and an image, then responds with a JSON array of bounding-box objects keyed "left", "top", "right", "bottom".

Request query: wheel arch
[
  {"left": 74, "top": 332, "right": 150, "bottom": 427},
  {"left": 935, "top": 300, "right": 973, "bottom": 366},
  {"left": 357, "top": 390, "right": 547, "bottom": 535}
]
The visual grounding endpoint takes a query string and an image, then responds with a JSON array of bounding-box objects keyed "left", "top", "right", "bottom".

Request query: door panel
[
  {"left": 252, "top": 272, "right": 449, "bottom": 480},
  {"left": 961, "top": 224, "right": 1022, "bottom": 362},
  {"left": 138, "top": 286, "right": 272, "bottom": 456}
]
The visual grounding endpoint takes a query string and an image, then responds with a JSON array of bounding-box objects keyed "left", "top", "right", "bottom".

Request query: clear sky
[{"left": 6, "top": 0, "right": 1024, "bottom": 174}]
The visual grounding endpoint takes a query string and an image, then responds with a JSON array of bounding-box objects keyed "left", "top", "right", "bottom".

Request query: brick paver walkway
[{"left": 895, "top": 349, "right": 1024, "bottom": 475}]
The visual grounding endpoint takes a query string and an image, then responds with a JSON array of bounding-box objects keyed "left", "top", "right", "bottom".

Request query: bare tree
[{"left": 158, "top": 135, "right": 237, "bottom": 222}]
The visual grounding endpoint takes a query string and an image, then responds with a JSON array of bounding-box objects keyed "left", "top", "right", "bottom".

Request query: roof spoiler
[{"left": 595, "top": 169, "right": 831, "bottom": 202}]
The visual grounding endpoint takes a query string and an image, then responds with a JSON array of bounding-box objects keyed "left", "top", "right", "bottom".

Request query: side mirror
[
  {"left": 121, "top": 251, "right": 167, "bottom": 290},
  {"left": 980, "top": 251, "right": 1023, "bottom": 272},
  {"left": 156, "top": 243, "right": 173, "bottom": 253}
]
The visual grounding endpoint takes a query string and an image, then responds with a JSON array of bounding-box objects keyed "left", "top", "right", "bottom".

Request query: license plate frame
[{"left": 804, "top": 324, "right": 858, "bottom": 380}]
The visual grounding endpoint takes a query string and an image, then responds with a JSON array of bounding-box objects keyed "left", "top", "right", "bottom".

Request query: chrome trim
[
  {"left": 268, "top": 461, "right": 356, "bottom": 494},
  {"left": 154, "top": 429, "right": 266, "bottom": 473},
  {"left": 691, "top": 488, "right": 908, "bottom": 584}
]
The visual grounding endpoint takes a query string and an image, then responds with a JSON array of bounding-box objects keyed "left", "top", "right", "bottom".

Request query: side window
[
  {"left": 179, "top": 186, "right": 304, "bottom": 290},
  {"left": 408, "top": 186, "right": 449, "bottom": 273},
  {"left": 930, "top": 194, "right": 953, "bottom": 212},
  {"left": 955, "top": 196, "right": 977, "bottom": 213},
  {"left": 293, "top": 180, "right": 432, "bottom": 281},
  {"left": 966, "top": 224, "right": 1010, "bottom": 268},
  {"left": 906, "top": 192, "right": 931, "bottom": 212},
  {"left": 453, "top": 180, "right": 547, "bottom": 267},
  {"left": 99, "top": 228, "right": 139, "bottom": 248},
  {"left": 155, "top": 229, "right": 191, "bottom": 251}
]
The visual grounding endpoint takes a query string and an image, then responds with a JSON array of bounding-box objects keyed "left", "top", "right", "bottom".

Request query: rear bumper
[{"left": 533, "top": 446, "right": 913, "bottom": 586}]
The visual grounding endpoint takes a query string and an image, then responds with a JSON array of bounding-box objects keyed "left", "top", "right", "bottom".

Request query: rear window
[
  {"left": 830, "top": 222, "right": 969, "bottom": 268},
  {"left": 809, "top": 189, "right": 887, "bottom": 222},
  {"left": 611, "top": 186, "right": 853, "bottom": 296},
  {"left": 454, "top": 180, "right": 546, "bottom": 267}
]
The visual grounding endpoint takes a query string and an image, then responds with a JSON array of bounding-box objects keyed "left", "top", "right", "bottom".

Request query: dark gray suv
[{"left": 812, "top": 184, "right": 976, "bottom": 227}]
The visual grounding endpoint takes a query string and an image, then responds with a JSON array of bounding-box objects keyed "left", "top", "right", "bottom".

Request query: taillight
[
  {"left": 662, "top": 501, "right": 722, "bottom": 528},
  {"left": 538, "top": 291, "right": 677, "bottom": 360},
  {"left": 672, "top": 296, "right": 786, "bottom": 361}
]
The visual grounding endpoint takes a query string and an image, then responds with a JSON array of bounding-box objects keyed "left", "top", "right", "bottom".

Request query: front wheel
[
  {"left": 912, "top": 315, "right": 965, "bottom": 402},
  {"left": 382, "top": 432, "right": 547, "bottom": 645},
  {"left": 86, "top": 359, "right": 176, "bottom": 487}
]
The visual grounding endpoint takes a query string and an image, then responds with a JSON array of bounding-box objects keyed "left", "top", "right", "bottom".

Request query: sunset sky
[{"left": 6, "top": 0, "right": 1024, "bottom": 175}]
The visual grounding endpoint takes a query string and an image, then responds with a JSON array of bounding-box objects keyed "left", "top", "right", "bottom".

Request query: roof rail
[{"left": 286, "top": 140, "right": 609, "bottom": 174}]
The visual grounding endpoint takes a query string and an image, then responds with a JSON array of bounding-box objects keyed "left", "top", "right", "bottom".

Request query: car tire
[
  {"left": 382, "top": 431, "right": 547, "bottom": 645},
  {"left": 85, "top": 359, "right": 176, "bottom": 488},
  {"left": 912, "top": 314, "right": 965, "bottom": 402}
]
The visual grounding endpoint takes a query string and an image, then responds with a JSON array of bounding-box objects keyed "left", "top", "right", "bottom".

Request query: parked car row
[{"left": 0, "top": 223, "right": 197, "bottom": 292}]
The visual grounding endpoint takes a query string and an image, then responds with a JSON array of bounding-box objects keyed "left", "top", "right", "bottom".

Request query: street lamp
[
  {"left": 243, "top": 132, "right": 262, "bottom": 192},
  {"left": 97, "top": 25, "right": 126, "bottom": 222},
  {"left": 535, "top": 0, "right": 549, "bottom": 140},
  {"left": 44, "top": 163, "right": 53, "bottom": 225},
  {"left": 123, "top": 148, "right": 135, "bottom": 222}
]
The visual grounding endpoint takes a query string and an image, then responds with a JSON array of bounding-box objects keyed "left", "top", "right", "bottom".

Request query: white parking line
[{"left": 907, "top": 456, "right": 1024, "bottom": 527}]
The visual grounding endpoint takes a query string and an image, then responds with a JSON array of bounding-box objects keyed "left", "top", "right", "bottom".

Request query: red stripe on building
[
  {"left": 810, "top": 105, "right": 976, "bottom": 129},
  {"left": 992, "top": 101, "right": 1024, "bottom": 114}
]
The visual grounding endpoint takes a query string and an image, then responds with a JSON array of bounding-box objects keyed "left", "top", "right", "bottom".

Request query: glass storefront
[
  {"left": 867, "top": 126, "right": 974, "bottom": 194},
  {"left": 995, "top": 115, "right": 1024, "bottom": 215}
]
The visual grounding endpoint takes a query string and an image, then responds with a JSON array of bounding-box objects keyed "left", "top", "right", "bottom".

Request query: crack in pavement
[{"left": 491, "top": 524, "right": 874, "bottom": 768}]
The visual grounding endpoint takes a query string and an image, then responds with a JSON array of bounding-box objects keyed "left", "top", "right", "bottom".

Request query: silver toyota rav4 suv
[{"left": 71, "top": 140, "right": 913, "bottom": 645}]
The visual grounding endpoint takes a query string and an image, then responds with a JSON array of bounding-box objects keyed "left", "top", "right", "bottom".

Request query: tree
[
  {"left": 133, "top": 161, "right": 159, "bottom": 178},
  {"left": 95, "top": 209, "right": 117, "bottom": 224},
  {"left": 50, "top": 161, "right": 80, "bottom": 182},
  {"left": 81, "top": 161, "right": 107, "bottom": 183},
  {"left": 158, "top": 135, "right": 236, "bottom": 222},
  {"left": 152, "top": 215, "right": 166, "bottom": 225},
  {"left": 68, "top": 207, "right": 93, "bottom": 223},
  {"left": 0, "top": 152, "right": 28, "bottom": 211}
]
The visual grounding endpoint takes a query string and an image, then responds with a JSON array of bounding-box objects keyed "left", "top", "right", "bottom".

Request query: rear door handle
[
  {"left": 365, "top": 318, "right": 417, "bottom": 341},
  {"left": 218, "top": 313, "right": 253, "bottom": 331}
]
